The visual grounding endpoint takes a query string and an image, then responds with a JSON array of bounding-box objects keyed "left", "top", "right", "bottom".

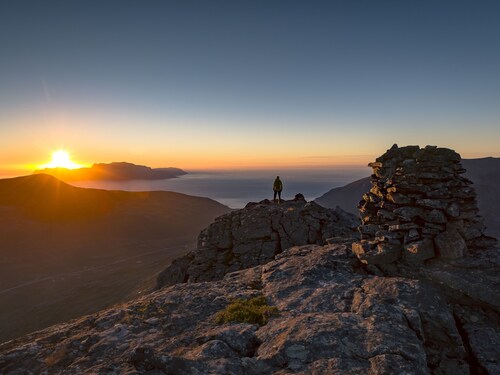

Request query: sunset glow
[
  {"left": 0, "top": 1, "right": 499, "bottom": 177},
  {"left": 39, "top": 150, "right": 84, "bottom": 170}
]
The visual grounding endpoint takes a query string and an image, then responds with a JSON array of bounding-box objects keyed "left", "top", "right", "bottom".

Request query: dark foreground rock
[
  {"left": 1, "top": 242, "right": 498, "bottom": 374},
  {"left": 157, "top": 199, "right": 359, "bottom": 288}
]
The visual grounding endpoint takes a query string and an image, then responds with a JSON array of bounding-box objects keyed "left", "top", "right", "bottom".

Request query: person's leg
[
  {"left": 278, "top": 191, "right": 281, "bottom": 203},
  {"left": 273, "top": 190, "right": 277, "bottom": 202}
]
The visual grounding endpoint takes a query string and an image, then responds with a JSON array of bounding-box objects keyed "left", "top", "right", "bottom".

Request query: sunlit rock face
[
  {"left": 353, "top": 144, "right": 496, "bottom": 266},
  {"left": 157, "top": 198, "right": 359, "bottom": 288}
]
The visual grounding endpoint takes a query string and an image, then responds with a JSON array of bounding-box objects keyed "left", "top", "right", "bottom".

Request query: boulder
[
  {"left": 403, "top": 238, "right": 435, "bottom": 264},
  {"left": 352, "top": 240, "right": 401, "bottom": 265},
  {"left": 434, "top": 229, "right": 467, "bottom": 259}
]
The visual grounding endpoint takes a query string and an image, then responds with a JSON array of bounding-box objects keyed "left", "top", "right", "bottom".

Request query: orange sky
[
  {"left": 1, "top": 107, "right": 499, "bottom": 178},
  {"left": 4, "top": 107, "right": 497, "bottom": 176}
]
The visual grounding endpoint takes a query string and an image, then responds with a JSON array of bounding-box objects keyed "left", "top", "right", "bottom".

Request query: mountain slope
[
  {"left": 0, "top": 174, "right": 230, "bottom": 343},
  {"left": 462, "top": 158, "right": 500, "bottom": 238},
  {"left": 315, "top": 177, "right": 371, "bottom": 214}
]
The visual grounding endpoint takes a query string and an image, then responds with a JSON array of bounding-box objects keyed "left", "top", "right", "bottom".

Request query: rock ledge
[{"left": 158, "top": 198, "right": 358, "bottom": 288}]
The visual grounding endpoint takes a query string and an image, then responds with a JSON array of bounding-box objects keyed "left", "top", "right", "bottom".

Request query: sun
[{"left": 39, "top": 150, "right": 84, "bottom": 170}]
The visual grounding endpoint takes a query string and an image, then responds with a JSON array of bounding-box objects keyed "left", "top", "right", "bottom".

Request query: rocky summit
[
  {"left": 1, "top": 146, "right": 499, "bottom": 375},
  {"left": 1, "top": 242, "right": 498, "bottom": 374},
  {"left": 157, "top": 197, "right": 359, "bottom": 288},
  {"left": 353, "top": 144, "right": 497, "bottom": 266}
]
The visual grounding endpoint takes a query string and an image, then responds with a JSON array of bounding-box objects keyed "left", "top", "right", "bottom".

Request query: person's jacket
[{"left": 273, "top": 178, "right": 283, "bottom": 192}]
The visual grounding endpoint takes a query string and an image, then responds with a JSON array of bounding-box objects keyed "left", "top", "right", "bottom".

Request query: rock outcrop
[
  {"left": 157, "top": 198, "right": 358, "bottom": 288},
  {"left": 353, "top": 144, "right": 496, "bottom": 266},
  {"left": 1, "top": 243, "right": 498, "bottom": 374}
]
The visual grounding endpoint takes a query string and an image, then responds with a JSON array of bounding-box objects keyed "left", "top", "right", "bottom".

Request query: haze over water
[{"left": 72, "top": 167, "right": 369, "bottom": 208}]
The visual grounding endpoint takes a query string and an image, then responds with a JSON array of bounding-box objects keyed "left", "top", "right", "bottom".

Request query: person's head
[{"left": 276, "top": 176, "right": 280, "bottom": 179}]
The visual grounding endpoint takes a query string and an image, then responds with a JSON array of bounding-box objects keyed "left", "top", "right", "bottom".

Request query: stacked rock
[{"left": 352, "top": 144, "right": 496, "bottom": 265}]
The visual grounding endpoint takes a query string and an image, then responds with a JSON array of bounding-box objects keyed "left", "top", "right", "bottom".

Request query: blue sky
[{"left": 1, "top": 0, "right": 499, "bottom": 172}]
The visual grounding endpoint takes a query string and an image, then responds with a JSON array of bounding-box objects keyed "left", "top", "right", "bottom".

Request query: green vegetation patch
[{"left": 215, "top": 295, "right": 279, "bottom": 326}]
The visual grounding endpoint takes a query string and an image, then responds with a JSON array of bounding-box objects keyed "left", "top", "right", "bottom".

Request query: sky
[{"left": 1, "top": 0, "right": 499, "bottom": 175}]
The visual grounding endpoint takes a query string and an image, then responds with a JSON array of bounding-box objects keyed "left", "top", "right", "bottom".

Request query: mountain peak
[{"left": 34, "top": 162, "right": 187, "bottom": 181}]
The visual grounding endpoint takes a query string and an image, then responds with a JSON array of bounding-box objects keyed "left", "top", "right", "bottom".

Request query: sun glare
[{"left": 39, "top": 150, "right": 84, "bottom": 170}]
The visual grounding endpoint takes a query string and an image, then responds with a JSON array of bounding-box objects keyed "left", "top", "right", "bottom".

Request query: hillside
[
  {"left": 34, "top": 162, "right": 186, "bottom": 181},
  {"left": 315, "top": 157, "right": 500, "bottom": 238},
  {"left": 315, "top": 177, "right": 371, "bottom": 215},
  {"left": 462, "top": 158, "right": 500, "bottom": 239},
  {"left": 0, "top": 174, "right": 230, "bottom": 343}
]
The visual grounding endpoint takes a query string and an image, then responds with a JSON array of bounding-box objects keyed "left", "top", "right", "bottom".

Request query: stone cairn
[{"left": 352, "top": 144, "right": 496, "bottom": 265}]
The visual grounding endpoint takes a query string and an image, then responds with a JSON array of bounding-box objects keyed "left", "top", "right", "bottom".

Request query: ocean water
[{"left": 72, "top": 167, "right": 369, "bottom": 209}]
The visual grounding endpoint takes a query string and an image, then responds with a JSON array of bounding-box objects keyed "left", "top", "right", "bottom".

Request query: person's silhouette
[{"left": 273, "top": 176, "right": 283, "bottom": 203}]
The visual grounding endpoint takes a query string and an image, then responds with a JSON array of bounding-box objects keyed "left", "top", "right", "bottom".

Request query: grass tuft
[{"left": 215, "top": 295, "right": 279, "bottom": 326}]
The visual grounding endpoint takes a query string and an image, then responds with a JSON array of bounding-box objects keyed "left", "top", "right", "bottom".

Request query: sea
[{"left": 71, "top": 167, "right": 369, "bottom": 209}]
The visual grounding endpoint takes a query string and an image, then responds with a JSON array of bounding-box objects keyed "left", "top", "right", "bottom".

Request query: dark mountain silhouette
[
  {"left": 34, "top": 162, "right": 186, "bottom": 181},
  {"left": 315, "top": 157, "right": 500, "bottom": 238},
  {"left": 0, "top": 174, "right": 230, "bottom": 343},
  {"left": 315, "top": 177, "right": 371, "bottom": 215},
  {"left": 461, "top": 158, "right": 500, "bottom": 238}
]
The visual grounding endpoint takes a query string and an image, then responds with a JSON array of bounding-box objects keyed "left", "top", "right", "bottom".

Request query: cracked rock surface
[
  {"left": 157, "top": 198, "right": 358, "bottom": 288},
  {"left": 1, "top": 242, "right": 498, "bottom": 374}
]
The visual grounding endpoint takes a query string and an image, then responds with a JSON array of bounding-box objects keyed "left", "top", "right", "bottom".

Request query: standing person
[{"left": 273, "top": 176, "right": 283, "bottom": 203}]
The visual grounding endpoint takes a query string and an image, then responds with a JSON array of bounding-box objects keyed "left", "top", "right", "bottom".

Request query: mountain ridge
[
  {"left": 0, "top": 173, "right": 216, "bottom": 221},
  {"left": 34, "top": 161, "right": 187, "bottom": 182}
]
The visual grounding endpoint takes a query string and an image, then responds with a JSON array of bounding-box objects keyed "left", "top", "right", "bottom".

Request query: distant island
[{"left": 34, "top": 162, "right": 187, "bottom": 181}]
